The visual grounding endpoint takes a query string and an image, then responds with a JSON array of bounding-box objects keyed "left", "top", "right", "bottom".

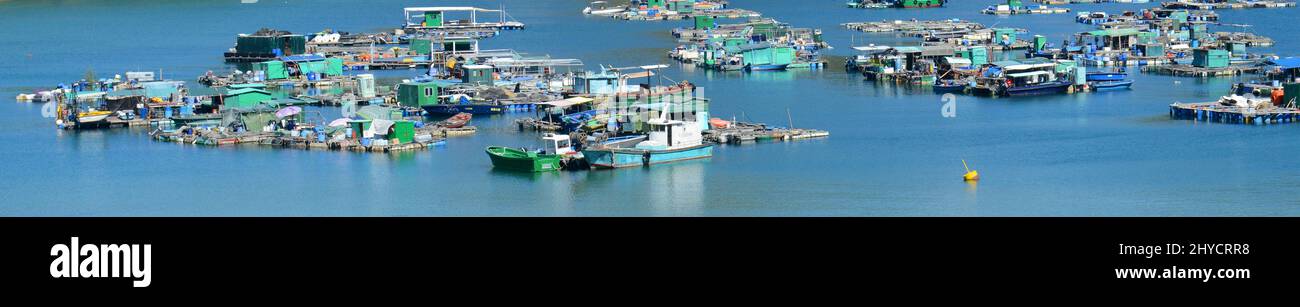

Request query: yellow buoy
[{"left": 962, "top": 159, "right": 980, "bottom": 181}]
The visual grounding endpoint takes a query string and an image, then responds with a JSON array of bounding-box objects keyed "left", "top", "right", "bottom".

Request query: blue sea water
[{"left": 2, "top": 0, "right": 1299, "bottom": 216}]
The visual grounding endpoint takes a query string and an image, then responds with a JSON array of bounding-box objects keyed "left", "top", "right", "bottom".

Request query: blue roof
[
  {"left": 1271, "top": 58, "right": 1300, "bottom": 69},
  {"left": 278, "top": 54, "right": 327, "bottom": 62}
]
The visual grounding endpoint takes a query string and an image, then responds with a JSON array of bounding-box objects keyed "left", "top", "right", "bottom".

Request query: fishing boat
[
  {"left": 76, "top": 110, "right": 113, "bottom": 124},
  {"left": 485, "top": 134, "right": 575, "bottom": 172},
  {"left": 486, "top": 147, "right": 564, "bottom": 172},
  {"left": 1006, "top": 80, "right": 1073, "bottom": 96},
  {"left": 1003, "top": 71, "right": 1073, "bottom": 96},
  {"left": 582, "top": 107, "right": 713, "bottom": 168},
  {"left": 1091, "top": 80, "right": 1133, "bottom": 91},
  {"left": 436, "top": 112, "right": 472, "bottom": 128},
  {"left": 422, "top": 103, "right": 503, "bottom": 115},
  {"left": 745, "top": 63, "right": 789, "bottom": 71}
]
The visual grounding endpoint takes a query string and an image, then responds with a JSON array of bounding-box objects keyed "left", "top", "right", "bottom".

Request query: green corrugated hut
[
  {"left": 253, "top": 61, "right": 288, "bottom": 80},
  {"left": 461, "top": 65, "right": 495, "bottom": 85},
  {"left": 349, "top": 120, "right": 372, "bottom": 139},
  {"left": 389, "top": 121, "right": 415, "bottom": 144},
  {"left": 993, "top": 28, "right": 1017, "bottom": 46},
  {"left": 742, "top": 46, "right": 795, "bottom": 66},
  {"left": 694, "top": 15, "right": 715, "bottom": 30},
  {"left": 969, "top": 46, "right": 988, "bottom": 65},
  {"left": 424, "top": 11, "right": 443, "bottom": 27},
  {"left": 223, "top": 88, "right": 273, "bottom": 109},
  {"left": 411, "top": 38, "right": 432, "bottom": 55},
  {"left": 396, "top": 82, "right": 440, "bottom": 108},
  {"left": 1284, "top": 83, "right": 1300, "bottom": 107},
  {"left": 1192, "top": 49, "right": 1229, "bottom": 68}
]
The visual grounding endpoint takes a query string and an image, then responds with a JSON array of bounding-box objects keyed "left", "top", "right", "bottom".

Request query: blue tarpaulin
[{"left": 1270, "top": 58, "right": 1300, "bottom": 69}]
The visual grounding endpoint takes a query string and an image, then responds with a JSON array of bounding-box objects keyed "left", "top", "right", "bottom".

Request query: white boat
[
  {"left": 583, "top": 1, "right": 626, "bottom": 15},
  {"left": 76, "top": 110, "right": 113, "bottom": 124}
]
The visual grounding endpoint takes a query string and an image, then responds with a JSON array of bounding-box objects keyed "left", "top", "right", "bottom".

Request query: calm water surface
[{"left": 2, "top": 1, "right": 1299, "bottom": 216}]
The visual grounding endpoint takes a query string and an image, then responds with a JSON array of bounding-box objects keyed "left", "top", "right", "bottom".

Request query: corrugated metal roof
[{"left": 226, "top": 88, "right": 271, "bottom": 96}]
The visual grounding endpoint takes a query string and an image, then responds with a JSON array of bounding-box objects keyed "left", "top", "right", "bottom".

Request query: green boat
[{"left": 486, "top": 146, "right": 563, "bottom": 172}]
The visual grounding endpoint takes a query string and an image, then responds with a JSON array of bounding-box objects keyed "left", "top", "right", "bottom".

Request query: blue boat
[
  {"left": 582, "top": 117, "right": 712, "bottom": 168},
  {"left": 1090, "top": 80, "right": 1133, "bottom": 91},
  {"left": 422, "top": 104, "right": 504, "bottom": 115},
  {"left": 1006, "top": 81, "right": 1073, "bottom": 96},
  {"left": 745, "top": 64, "right": 789, "bottom": 71},
  {"left": 1086, "top": 71, "right": 1127, "bottom": 82},
  {"left": 933, "top": 80, "right": 967, "bottom": 93},
  {"left": 1003, "top": 70, "right": 1073, "bottom": 96}
]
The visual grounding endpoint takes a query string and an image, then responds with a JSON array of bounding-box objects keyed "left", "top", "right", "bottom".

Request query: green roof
[
  {"left": 225, "top": 88, "right": 271, "bottom": 96},
  {"left": 227, "top": 83, "right": 266, "bottom": 89}
]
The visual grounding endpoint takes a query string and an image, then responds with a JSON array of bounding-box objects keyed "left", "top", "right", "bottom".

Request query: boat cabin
[
  {"left": 541, "top": 133, "right": 575, "bottom": 155},
  {"left": 1006, "top": 71, "right": 1058, "bottom": 87},
  {"left": 636, "top": 118, "right": 704, "bottom": 150}
]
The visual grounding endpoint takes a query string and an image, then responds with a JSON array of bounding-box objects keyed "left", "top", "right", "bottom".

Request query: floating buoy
[{"left": 962, "top": 159, "right": 980, "bottom": 181}]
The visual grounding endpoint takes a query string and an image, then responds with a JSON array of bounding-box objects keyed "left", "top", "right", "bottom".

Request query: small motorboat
[
  {"left": 486, "top": 134, "right": 575, "bottom": 172},
  {"left": 933, "top": 80, "right": 967, "bottom": 93},
  {"left": 487, "top": 146, "right": 563, "bottom": 172},
  {"left": 437, "top": 112, "right": 473, "bottom": 128},
  {"left": 76, "top": 110, "right": 113, "bottom": 124},
  {"left": 583, "top": 1, "right": 625, "bottom": 15},
  {"left": 1090, "top": 80, "right": 1133, "bottom": 91},
  {"left": 709, "top": 118, "right": 731, "bottom": 129}
]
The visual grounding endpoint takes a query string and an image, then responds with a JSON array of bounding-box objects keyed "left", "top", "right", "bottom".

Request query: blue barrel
[{"left": 361, "top": 138, "right": 372, "bottom": 147}]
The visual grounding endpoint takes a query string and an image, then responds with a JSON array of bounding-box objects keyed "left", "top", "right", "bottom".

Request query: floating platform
[
  {"left": 1170, "top": 102, "right": 1300, "bottom": 125},
  {"left": 843, "top": 20, "right": 985, "bottom": 34},
  {"left": 1142, "top": 64, "right": 1264, "bottom": 77},
  {"left": 1162, "top": 1, "right": 1296, "bottom": 10},
  {"left": 704, "top": 121, "right": 829, "bottom": 144}
]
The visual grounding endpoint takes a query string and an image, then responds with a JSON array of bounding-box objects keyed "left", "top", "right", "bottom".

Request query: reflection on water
[
  {"left": 964, "top": 180, "right": 978, "bottom": 199},
  {"left": 646, "top": 160, "right": 707, "bottom": 216}
]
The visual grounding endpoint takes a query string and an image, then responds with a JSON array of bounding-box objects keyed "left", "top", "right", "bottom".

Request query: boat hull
[
  {"left": 1005, "top": 82, "right": 1072, "bottom": 96},
  {"left": 933, "top": 84, "right": 966, "bottom": 93},
  {"left": 423, "top": 104, "right": 503, "bottom": 115},
  {"left": 77, "top": 114, "right": 110, "bottom": 124},
  {"left": 1091, "top": 80, "right": 1133, "bottom": 90},
  {"left": 583, "top": 144, "right": 713, "bottom": 169},
  {"left": 1086, "top": 72, "right": 1127, "bottom": 82},
  {"left": 486, "top": 147, "right": 563, "bottom": 172},
  {"left": 746, "top": 64, "right": 789, "bottom": 71}
]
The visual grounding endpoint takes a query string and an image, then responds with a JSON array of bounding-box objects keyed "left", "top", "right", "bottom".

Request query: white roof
[
  {"left": 1006, "top": 71, "right": 1052, "bottom": 78},
  {"left": 942, "top": 57, "right": 972, "bottom": 65},
  {"left": 852, "top": 45, "right": 891, "bottom": 52},
  {"left": 540, "top": 97, "right": 594, "bottom": 108},
  {"left": 462, "top": 64, "right": 494, "bottom": 69},
  {"left": 405, "top": 7, "right": 500, "bottom": 13},
  {"left": 1003, "top": 63, "right": 1057, "bottom": 71},
  {"left": 542, "top": 133, "right": 571, "bottom": 141}
]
